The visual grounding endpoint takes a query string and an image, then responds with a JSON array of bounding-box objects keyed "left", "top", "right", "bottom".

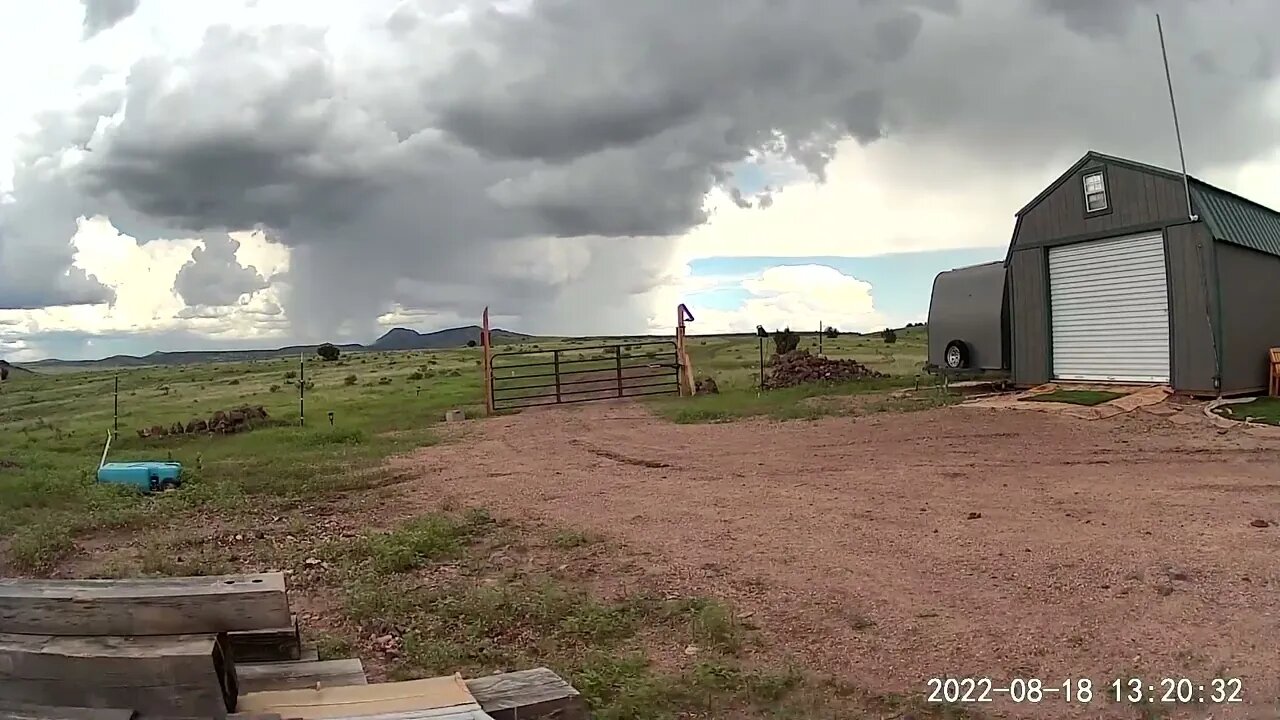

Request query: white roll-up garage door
[{"left": 1048, "top": 232, "right": 1170, "bottom": 383}]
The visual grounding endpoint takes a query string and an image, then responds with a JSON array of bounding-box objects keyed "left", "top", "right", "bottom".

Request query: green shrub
[{"left": 344, "top": 374, "right": 358, "bottom": 386}]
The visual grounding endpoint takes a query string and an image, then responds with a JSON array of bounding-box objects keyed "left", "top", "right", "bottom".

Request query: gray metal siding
[
  {"left": 1013, "top": 161, "right": 1188, "bottom": 250},
  {"left": 1009, "top": 248, "right": 1049, "bottom": 386},
  {"left": 1216, "top": 242, "right": 1280, "bottom": 394},
  {"left": 1165, "top": 223, "right": 1220, "bottom": 393},
  {"left": 927, "top": 262, "right": 1007, "bottom": 370}
]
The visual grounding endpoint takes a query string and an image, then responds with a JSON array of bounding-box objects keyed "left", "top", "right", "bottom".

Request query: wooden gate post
[
  {"left": 482, "top": 307, "right": 495, "bottom": 415},
  {"left": 676, "top": 304, "right": 696, "bottom": 395}
]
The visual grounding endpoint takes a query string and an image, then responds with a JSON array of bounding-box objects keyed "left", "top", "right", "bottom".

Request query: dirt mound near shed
[{"left": 765, "top": 349, "right": 885, "bottom": 389}]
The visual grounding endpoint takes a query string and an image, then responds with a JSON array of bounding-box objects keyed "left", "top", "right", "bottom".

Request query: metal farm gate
[{"left": 488, "top": 341, "right": 681, "bottom": 411}]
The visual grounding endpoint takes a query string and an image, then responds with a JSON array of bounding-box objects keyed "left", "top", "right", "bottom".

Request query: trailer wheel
[
  {"left": 159, "top": 480, "right": 179, "bottom": 492},
  {"left": 944, "top": 340, "right": 970, "bottom": 370}
]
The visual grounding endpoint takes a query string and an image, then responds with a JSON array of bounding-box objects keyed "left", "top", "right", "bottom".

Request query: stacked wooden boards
[
  {"left": 0, "top": 573, "right": 586, "bottom": 720},
  {"left": 0, "top": 573, "right": 346, "bottom": 718},
  {"left": 236, "top": 669, "right": 587, "bottom": 720}
]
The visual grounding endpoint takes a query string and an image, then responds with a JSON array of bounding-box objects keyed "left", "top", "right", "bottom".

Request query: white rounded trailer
[{"left": 927, "top": 260, "right": 1010, "bottom": 375}]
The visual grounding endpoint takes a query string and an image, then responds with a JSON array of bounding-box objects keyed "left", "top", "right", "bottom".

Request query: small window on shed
[{"left": 1083, "top": 171, "right": 1107, "bottom": 212}]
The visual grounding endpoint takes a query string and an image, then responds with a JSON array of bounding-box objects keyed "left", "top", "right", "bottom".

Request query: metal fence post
[
  {"left": 615, "top": 348, "right": 624, "bottom": 397},
  {"left": 299, "top": 354, "right": 306, "bottom": 426},
  {"left": 758, "top": 337, "right": 766, "bottom": 391},
  {"left": 554, "top": 350, "right": 562, "bottom": 403}
]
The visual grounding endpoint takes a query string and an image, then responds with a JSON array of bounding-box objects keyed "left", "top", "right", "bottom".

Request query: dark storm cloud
[
  {"left": 425, "top": 0, "right": 934, "bottom": 166},
  {"left": 174, "top": 235, "right": 270, "bottom": 307},
  {"left": 78, "top": 26, "right": 392, "bottom": 234},
  {"left": 7, "top": 0, "right": 1280, "bottom": 345},
  {"left": 0, "top": 100, "right": 118, "bottom": 309},
  {"left": 81, "top": 0, "right": 140, "bottom": 38}
]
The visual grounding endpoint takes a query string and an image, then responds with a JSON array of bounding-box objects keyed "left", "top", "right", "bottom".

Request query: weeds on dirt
[
  {"left": 319, "top": 511, "right": 968, "bottom": 720},
  {"left": 7, "top": 523, "right": 74, "bottom": 572},
  {"left": 341, "top": 513, "right": 490, "bottom": 573},
  {"left": 138, "top": 541, "right": 235, "bottom": 577},
  {"left": 862, "top": 388, "right": 965, "bottom": 414},
  {"left": 552, "top": 529, "right": 603, "bottom": 548}
]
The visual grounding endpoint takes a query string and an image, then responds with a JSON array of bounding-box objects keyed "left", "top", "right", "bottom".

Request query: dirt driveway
[{"left": 398, "top": 402, "right": 1280, "bottom": 719}]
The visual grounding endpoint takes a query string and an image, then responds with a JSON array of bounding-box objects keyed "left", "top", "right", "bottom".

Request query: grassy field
[{"left": 0, "top": 327, "right": 965, "bottom": 718}]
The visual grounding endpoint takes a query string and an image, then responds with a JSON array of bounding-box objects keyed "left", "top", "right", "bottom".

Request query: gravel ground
[{"left": 397, "top": 402, "right": 1280, "bottom": 719}]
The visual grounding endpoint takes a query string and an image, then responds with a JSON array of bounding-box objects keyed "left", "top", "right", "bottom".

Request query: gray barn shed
[{"left": 1006, "top": 150, "right": 1280, "bottom": 395}]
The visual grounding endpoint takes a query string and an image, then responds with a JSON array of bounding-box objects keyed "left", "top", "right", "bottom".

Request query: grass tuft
[
  {"left": 298, "top": 428, "right": 368, "bottom": 446},
  {"left": 347, "top": 513, "right": 483, "bottom": 573},
  {"left": 8, "top": 523, "right": 75, "bottom": 572},
  {"left": 552, "top": 529, "right": 602, "bottom": 548}
]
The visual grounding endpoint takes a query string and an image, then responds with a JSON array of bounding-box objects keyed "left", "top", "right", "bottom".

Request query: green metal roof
[{"left": 1190, "top": 182, "right": 1280, "bottom": 258}]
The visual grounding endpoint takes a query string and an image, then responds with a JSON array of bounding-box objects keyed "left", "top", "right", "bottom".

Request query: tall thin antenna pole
[{"left": 1157, "top": 13, "right": 1196, "bottom": 221}]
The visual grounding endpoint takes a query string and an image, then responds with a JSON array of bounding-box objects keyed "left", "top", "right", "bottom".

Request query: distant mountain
[
  {"left": 20, "top": 324, "right": 535, "bottom": 372},
  {"left": 371, "top": 325, "right": 531, "bottom": 351}
]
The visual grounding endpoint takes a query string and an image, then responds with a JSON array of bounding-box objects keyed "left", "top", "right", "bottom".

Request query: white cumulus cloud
[{"left": 668, "top": 264, "right": 892, "bottom": 335}]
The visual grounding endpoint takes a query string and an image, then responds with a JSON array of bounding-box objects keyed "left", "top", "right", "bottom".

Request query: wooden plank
[
  {"left": 238, "top": 676, "right": 482, "bottom": 719},
  {"left": 227, "top": 616, "right": 301, "bottom": 663},
  {"left": 466, "top": 668, "right": 586, "bottom": 720},
  {"left": 0, "top": 574, "right": 292, "bottom": 636},
  {"left": 0, "top": 632, "right": 235, "bottom": 718},
  {"left": 237, "top": 659, "right": 367, "bottom": 694},
  {"left": 0, "top": 703, "right": 134, "bottom": 720},
  {"left": 318, "top": 709, "right": 491, "bottom": 720}
]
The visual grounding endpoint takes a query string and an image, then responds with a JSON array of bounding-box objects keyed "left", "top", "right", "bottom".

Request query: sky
[{"left": 3, "top": 0, "right": 1280, "bottom": 361}]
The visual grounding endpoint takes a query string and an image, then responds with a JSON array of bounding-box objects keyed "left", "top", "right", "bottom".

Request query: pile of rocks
[
  {"left": 764, "top": 349, "right": 885, "bottom": 389},
  {"left": 137, "top": 405, "right": 270, "bottom": 438}
]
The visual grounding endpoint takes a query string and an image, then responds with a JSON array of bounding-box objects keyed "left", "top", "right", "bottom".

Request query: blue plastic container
[{"left": 97, "top": 461, "right": 183, "bottom": 492}]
